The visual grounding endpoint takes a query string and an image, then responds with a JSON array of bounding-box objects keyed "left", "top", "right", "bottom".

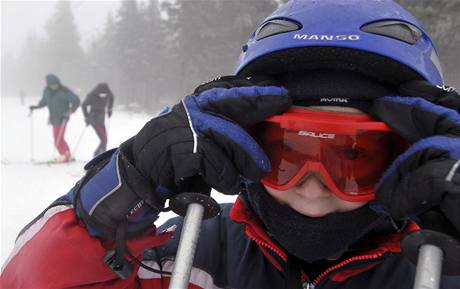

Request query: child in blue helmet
[{"left": 3, "top": 1, "right": 459, "bottom": 288}]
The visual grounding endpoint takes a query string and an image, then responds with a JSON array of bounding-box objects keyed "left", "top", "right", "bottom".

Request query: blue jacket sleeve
[
  {"left": 65, "top": 87, "right": 80, "bottom": 112},
  {"left": 36, "top": 88, "right": 48, "bottom": 108}
]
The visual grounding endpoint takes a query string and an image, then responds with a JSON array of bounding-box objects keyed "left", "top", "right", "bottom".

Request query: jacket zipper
[
  {"left": 312, "top": 253, "right": 383, "bottom": 286},
  {"left": 245, "top": 227, "right": 287, "bottom": 262},
  {"left": 301, "top": 272, "right": 313, "bottom": 289},
  {"left": 246, "top": 227, "right": 316, "bottom": 287}
]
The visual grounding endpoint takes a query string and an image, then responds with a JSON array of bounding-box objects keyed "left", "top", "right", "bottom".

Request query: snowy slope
[{"left": 1, "top": 96, "right": 236, "bottom": 266}]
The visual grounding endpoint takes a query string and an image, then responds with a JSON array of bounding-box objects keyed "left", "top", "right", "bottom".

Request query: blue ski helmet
[{"left": 235, "top": 0, "right": 444, "bottom": 85}]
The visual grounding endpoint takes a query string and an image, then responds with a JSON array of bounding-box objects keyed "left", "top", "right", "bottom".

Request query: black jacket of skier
[{"left": 82, "top": 82, "right": 114, "bottom": 157}]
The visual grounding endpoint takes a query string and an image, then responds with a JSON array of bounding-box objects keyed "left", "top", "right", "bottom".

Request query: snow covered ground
[{"left": 1, "top": 95, "right": 236, "bottom": 266}]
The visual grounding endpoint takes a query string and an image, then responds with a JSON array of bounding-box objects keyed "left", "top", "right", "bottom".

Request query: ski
[
  {"left": 1, "top": 159, "right": 86, "bottom": 166},
  {"left": 32, "top": 159, "right": 86, "bottom": 166}
]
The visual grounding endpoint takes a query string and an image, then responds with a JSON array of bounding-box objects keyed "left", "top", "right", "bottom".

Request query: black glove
[
  {"left": 399, "top": 80, "right": 459, "bottom": 112},
  {"left": 29, "top": 105, "right": 38, "bottom": 112},
  {"left": 70, "top": 75, "right": 291, "bottom": 240},
  {"left": 64, "top": 109, "right": 73, "bottom": 117},
  {"left": 369, "top": 83, "right": 460, "bottom": 233},
  {"left": 84, "top": 117, "right": 91, "bottom": 126},
  {"left": 60, "top": 109, "right": 72, "bottom": 122},
  {"left": 131, "top": 75, "right": 291, "bottom": 199},
  {"left": 108, "top": 109, "right": 113, "bottom": 118}
]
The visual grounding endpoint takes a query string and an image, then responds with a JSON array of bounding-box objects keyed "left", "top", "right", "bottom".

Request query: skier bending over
[
  {"left": 82, "top": 82, "right": 114, "bottom": 157},
  {"left": 3, "top": 1, "right": 459, "bottom": 288},
  {"left": 29, "top": 74, "right": 80, "bottom": 162}
]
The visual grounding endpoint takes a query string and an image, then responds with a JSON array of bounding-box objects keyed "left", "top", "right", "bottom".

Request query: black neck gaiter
[{"left": 245, "top": 184, "right": 385, "bottom": 263}]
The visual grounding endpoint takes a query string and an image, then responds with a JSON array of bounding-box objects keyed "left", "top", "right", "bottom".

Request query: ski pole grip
[
  {"left": 168, "top": 193, "right": 220, "bottom": 289},
  {"left": 402, "top": 210, "right": 460, "bottom": 278}
]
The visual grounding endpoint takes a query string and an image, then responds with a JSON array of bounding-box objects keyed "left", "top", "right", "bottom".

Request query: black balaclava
[{"left": 245, "top": 183, "right": 386, "bottom": 263}]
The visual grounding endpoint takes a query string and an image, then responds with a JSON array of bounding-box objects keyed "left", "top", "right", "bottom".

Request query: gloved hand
[
  {"left": 84, "top": 117, "right": 91, "bottom": 126},
  {"left": 399, "top": 80, "right": 459, "bottom": 112},
  {"left": 108, "top": 109, "right": 113, "bottom": 118},
  {"left": 29, "top": 105, "right": 38, "bottom": 112},
  {"left": 61, "top": 109, "right": 73, "bottom": 122},
  {"left": 369, "top": 83, "right": 460, "bottom": 233},
  {"left": 70, "top": 75, "right": 291, "bottom": 240},
  {"left": 132, "top": 75, "right": 290, "bottom": 198}
]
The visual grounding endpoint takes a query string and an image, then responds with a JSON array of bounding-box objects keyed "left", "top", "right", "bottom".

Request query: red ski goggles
[{"left": 249, "top": 108, "right": 409, "bottom": 202}]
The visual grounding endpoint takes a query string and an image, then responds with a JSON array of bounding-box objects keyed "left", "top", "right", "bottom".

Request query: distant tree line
[
  {"left": 398, "top": 0, "right": 460, "bottom": 88},
  {"left": 3, "top": 0, "right": 279, "bottom": 110},
  {"left": 3, "top": 0, "right": 459, "bottom": 111}
]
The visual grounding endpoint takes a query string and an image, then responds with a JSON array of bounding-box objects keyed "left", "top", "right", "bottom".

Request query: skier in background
[
  {"left": 82, "top": 82, "right": 114, "bottom": 157},
  {"left": 29, "top": 74, "right": 80, "bottom": 162},
  {"left": 3, "top": 1, "right": 459, "bottom": 288}
]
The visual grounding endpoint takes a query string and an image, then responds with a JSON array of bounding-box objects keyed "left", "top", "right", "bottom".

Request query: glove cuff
[{"left": 70, "top": 149, "right": 162, "bottom": 239}]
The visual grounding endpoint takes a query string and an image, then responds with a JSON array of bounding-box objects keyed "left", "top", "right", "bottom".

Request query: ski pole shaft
[
  {"left": 106, "top": 116, "right": 111, "bottom": 139},
  {"left": 50, "top": 118, "right": 68, "bottom": 159},
  {"left": 168, "top": 193, "right": 220, "bottom": 289},
  {"left": 169, "top": 203, "right": 205, "bottom": 289},
  {"left": 30, "top": 111, "right": 34, "bottom": 161},
  {"left": 413, "top": 244, "right": 443, "bottom": 289},
  {"left": 56, "top": 118, "right": 68, "bottom": 148},
  {"left": 402, "top": 210, "right": 460, "bottom": 289},
  {"left": 71, "top": 126, "right": 87, "bottom": 156}
]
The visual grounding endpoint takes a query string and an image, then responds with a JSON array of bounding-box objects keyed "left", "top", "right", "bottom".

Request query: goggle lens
[{"left": 249, "top": 109, "right": 408, "bottom": 201}]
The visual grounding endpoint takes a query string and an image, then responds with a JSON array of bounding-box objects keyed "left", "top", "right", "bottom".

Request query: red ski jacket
[{"left": 1, "top": 196, "right": 459, "bottom": 289}]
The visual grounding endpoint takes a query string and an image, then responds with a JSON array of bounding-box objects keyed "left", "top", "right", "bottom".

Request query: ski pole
[
  {"left": 29, "top": 110, "right": 34, "bottom": 162},
  {"left": 402, "top": 210, "right": 460, "bottom": 289},
  {"left": 168, "top": 193, "right": 220, "bottom": 289},
  {"left": 71, "top": 125, "right": 88, "bottom": 157},
  {"left": 50, "top": 118, "right": 68, "bottom": 160},
  {"left": 413, "top": 244, "right": 443, "bottom": 289},
  {"left": 106, "top": 115, "right": 111, "bottom": 140}
]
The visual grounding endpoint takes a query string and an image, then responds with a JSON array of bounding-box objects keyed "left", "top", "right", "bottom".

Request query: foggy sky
[{"left": 2, "top": 0, "right": 122, "bottom": 56}]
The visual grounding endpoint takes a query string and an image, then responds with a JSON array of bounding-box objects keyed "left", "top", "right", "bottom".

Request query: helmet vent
[
  {"left": 255, "top": 19, "right": 301, "bottom": 41},
  {"left": 361, "top": 20, "right": 422, "bottom": 44}
]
